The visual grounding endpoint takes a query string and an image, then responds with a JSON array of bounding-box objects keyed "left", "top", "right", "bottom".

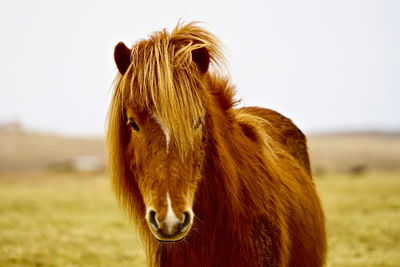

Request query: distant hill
[
  {"left": 1, "top": 131, "right": 399, "bottom": 173},
  {"left": 0, "top": 132, "right": 104, "bottom": 172},
  {"left": 308, "top": 132, "right": 400, "bottom": 174}
]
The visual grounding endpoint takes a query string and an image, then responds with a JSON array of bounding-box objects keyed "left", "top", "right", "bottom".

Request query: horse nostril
[
  {"left": 180, "top": 211, "right": 192, "bottom": 232},
  {"left": 148, "top": 210, "right": 159, "bottom": 231}
]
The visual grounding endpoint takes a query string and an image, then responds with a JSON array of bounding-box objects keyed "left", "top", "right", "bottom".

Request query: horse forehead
[{"left": 153, "top": 115, "right": 171, "bottom": 148}]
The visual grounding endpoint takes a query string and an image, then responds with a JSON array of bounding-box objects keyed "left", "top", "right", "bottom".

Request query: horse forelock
[{"left": 116, "top": 22, "right": 226, "bottom": 155}]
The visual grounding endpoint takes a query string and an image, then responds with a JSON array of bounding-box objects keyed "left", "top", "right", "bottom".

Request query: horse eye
[
  {"left": 194, "top": 118, "right": 202, "bottom": 129},
  {"left": 128, "top": 118, "right": 140, "bottom": 131}
]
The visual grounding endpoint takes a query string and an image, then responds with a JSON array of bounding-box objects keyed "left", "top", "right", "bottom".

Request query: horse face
[{"left": 125, "top": 107, "right": 205, "bottom": 242}]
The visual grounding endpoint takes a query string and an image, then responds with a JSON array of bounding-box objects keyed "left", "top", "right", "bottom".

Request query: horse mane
[{"left": 114, "top": 22, "right": 226, "bottom": 154}]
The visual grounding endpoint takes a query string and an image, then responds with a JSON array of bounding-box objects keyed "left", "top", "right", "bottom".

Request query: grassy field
[
  {"left": 317, "top": 171, "right": 400, "bottom": 266},
  {"left": 0, "top": 171, "right": 399, "bottom": 266},
  {"left": 0, "top": 172, "right": 145, "bottom": 267}
]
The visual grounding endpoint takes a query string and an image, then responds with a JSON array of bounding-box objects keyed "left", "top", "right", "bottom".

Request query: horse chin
[
  {"left": 151, "top": 228, "right": 191, "bottom": 243},
  {"left": 155, "top": 236, "right": 185, "bottom": 243}
]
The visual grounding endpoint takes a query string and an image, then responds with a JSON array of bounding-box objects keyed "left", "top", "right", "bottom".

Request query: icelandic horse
[{"left": 107, "top": 22, "right": 326, "bottom": 267}]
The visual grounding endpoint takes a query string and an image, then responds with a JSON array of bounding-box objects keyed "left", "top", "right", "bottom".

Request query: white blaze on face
[
  {"left": 165, "top": 192, "right": 180, "bottom": 234},
  {"left": 153, "top": 115, "right": 171, "bottom": 151}
]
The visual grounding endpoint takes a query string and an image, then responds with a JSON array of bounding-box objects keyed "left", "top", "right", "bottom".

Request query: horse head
[{"left": 108, "top": 23, "right": 223, "bottom": 242}]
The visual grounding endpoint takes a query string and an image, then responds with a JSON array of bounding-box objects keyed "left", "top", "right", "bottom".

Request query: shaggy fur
[{"left": 107, "top": 22, "right": 326, "bottom": 267}]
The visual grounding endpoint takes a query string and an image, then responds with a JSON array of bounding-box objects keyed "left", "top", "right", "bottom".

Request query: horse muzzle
[{"left": 146, "top": 209, "right": 194, "bottom": 242}]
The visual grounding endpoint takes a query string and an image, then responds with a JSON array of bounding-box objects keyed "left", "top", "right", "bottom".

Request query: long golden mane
[{"left": 110, "top": 22, "right": 225, "bottom": 155}]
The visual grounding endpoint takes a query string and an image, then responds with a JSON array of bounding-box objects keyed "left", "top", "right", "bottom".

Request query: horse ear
[
  {"left": 192, "top": 46, "right": 210, "bottom": 74},
  {"left": 114, "top": 42, "right": 131, "bottom": 74}
]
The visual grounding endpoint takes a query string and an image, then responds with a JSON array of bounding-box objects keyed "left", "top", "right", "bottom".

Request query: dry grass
[
  {"left": 0, "top": 172, "right": 145, "bottom": 266},
  {"left": 0, "top": 171, "right": 399, "bottom": 266},
  {"left": 317, "top": 171, "right": 400, "bottom": 266}
]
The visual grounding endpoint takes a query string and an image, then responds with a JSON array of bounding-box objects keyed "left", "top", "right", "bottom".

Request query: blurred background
[{"left": 0, "top": 0, "right": 399, "bottom": 266}]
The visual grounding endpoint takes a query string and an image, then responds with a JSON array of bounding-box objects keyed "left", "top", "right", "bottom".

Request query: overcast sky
[{"left": 0, "top": 0, "right": 399, "bottom": 137}]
